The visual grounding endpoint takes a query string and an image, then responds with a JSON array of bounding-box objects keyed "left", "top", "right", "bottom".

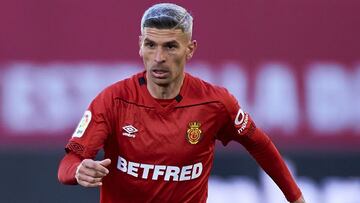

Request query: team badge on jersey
[
  {"left": 72, "top": 110, "right": 92, "bottom": 138},
  {"left": 186, "top": 122, "right": 202, "bottom": 144}
]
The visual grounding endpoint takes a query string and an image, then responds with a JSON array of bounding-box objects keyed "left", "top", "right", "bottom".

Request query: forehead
[{"left": 142, "top": 28, "right": 189, "bottom": 43}]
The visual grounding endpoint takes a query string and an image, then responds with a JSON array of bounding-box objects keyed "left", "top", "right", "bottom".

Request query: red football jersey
[{"left": 65, "top": 71, "right": 299, "bottom": 202}]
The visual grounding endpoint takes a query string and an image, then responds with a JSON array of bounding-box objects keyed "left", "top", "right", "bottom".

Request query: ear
[
  {"left": 186, "top": 40, "right": 197, "bottom": 61},
  {"left": 138, "top": 35, "right": 143, "bottom": 57}
]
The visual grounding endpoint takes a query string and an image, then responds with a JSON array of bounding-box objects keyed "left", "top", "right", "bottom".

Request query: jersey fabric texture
[{"left": 62, "top": 71, "right": 301, "bottom": 203}]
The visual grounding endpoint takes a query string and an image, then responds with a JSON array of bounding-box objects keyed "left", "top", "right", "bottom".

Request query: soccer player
[{"left": 58, "top": 3, "right": 305, "bottom": 203}]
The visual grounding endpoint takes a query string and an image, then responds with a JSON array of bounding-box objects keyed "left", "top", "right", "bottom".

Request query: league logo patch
[
  {"left": 186, "top": 122, "right": 202, "bottom": 144},
  {"left": 72, "top": 110, "right": 92, "bottom": 138}
]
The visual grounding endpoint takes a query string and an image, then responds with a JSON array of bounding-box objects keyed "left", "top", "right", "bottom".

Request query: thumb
[{"left": 99, "top": 158, "right": 111, "bottom": 167}]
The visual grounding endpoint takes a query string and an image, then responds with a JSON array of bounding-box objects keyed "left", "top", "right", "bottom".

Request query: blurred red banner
[{"left": 0, "top": 0, "right": 359, "bottom": 150}]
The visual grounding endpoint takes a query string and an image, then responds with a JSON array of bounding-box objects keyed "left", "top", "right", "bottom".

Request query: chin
[
  {"left": 151, "top": 78, "right": 171, "bottom": 87},
  {"left": 155, "top": 81, "right": 171, "bottom": 87}
]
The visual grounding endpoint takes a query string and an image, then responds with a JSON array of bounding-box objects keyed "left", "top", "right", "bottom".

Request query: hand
[
  {"left": 291, "top": 195, "right": 306, "bottom": 203},
  {"left": 75, "top": 158, "right": 111, "bottom": 187}
]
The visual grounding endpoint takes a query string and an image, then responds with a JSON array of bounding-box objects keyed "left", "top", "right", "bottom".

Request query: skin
[
  {"left": 139, "top": 28, "right": 197, "bottom": 99},
  {"left": 75, "top": 158, "right": 111, "bottom": 187},
  {"left": 74, "top": 26, "right": 305, "bottom": 203},
  {"left": 292, "top": 196, "right": 306, "bottom": 203}
]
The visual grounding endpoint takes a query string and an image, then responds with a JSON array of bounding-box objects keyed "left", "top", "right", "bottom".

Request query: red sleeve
[
  {"left": 217, "top": 90, "right": 302, "bottom": 202},
  {"left": 239, "top": 128, "right": 302, "bottom": 202},
  {"left": 65, "top": 90, "right": 112, "bottom": 158},
  {"left": 58, "top": 152, "right": 82, "bottom": 185}
]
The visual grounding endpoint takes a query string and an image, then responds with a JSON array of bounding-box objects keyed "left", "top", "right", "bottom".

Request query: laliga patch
[
  {"left": 234, "top": 108, "right": 250, "bottom": 135},
  {"left": 72, "top": 110, "right": 92, "bottom": 138},
  {"left": 186, "top": 121, "right": 202, "bottom": 144}
]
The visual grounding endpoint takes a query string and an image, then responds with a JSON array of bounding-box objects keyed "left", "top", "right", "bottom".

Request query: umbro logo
[{"left": 122, "top": 125, "right": 138, "bottom": 138}]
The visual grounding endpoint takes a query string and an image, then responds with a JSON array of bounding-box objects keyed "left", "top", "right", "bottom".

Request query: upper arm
[
  {"left": 216, "top": 88, "right": 258, "bottom": 145},
  {"left": 65, "top": 90, "right": 113, "bottom": 158}
]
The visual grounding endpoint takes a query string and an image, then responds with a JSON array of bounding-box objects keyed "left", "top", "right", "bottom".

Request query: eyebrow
[
  {"left": 143, "top": 38, "right": 179, "bottom": 45},
  {"left": 164, "top": 40, "right": 179, "bottom": 45}
]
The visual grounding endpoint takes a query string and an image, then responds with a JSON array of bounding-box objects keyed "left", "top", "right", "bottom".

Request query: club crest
[{"left": 186, "top": 121, "right": 202, "bottom": 144}]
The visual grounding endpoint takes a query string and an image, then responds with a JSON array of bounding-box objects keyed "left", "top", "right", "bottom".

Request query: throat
[
  {"left": 147, "top": 74, "right": 184, "bottom": 99},
  {"left": 147, "top": 84, "right": 180, "bottom": 99}
]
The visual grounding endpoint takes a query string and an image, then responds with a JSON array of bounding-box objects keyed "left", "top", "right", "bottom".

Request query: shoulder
[
  {"left": 93, "top": 71, "right": 143, "bottom": 104},
  {"left": 185, "top": 73, "right": 239, "bottom": 107}
]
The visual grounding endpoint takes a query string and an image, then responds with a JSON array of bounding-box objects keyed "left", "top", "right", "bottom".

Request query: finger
[
  {"left": 83, "top": 160, "right": 109, "bottom": 174},
  {"left": 77, "top": 179, "right": 103, "bottom": 187},
  {"left": 77, "top": 173, "right": 103, "bottom": 184},
  {"left": 80, "top": 166, "right": 107, "bottom": 178},
  {"left": 98, "top": 158, "right": 111, "bottom": 167},
  {"left": 77, "top": 162, "right": 106, "bottom": 177}
]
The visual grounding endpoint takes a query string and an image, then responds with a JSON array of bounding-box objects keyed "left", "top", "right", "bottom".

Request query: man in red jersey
[{"left": 58, "top": 3, "right": 305, "bottom": 203}]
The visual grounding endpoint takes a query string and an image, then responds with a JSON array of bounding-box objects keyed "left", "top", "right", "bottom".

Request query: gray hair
[{"left": 141, "top": 3, "right": 193, "bottom": 38}]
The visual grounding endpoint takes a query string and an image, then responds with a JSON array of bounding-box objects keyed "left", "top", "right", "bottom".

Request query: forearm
[
  {"left": 58, "top": 152, "right": 82, "bottom": 185},
  {"left": 253, "top": 140, "right": 301, "bottom": 202},
  {"left": 239, "top": 128, "right": 302, "bottom": 202}
]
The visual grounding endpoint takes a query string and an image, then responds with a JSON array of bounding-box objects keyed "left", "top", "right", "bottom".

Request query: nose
[{"left": 154, "top": 48, "right": 165, "bottom": 63}]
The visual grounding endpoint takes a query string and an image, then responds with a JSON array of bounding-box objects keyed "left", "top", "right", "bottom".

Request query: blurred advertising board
[{"left": 0, "top": 0, "right": 359, "bottom": 150}]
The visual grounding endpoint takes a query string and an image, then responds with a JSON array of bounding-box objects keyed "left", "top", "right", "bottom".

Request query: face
[{"left": 139, "top": 28, "right": 197, "bottom": 87}]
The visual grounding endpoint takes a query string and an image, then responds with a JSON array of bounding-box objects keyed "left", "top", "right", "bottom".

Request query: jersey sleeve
[
  {"left": 216, "top": 91, "right": 257, "bottom": 145},
  {"left": 65, "top": 90, "right": 112, "bottom": 159},
  {"left": 216, "top": 90, "right": 302, "bottom": 202},
  {"left": 57, "top": 152, "right": 82, "bottom": 185}
]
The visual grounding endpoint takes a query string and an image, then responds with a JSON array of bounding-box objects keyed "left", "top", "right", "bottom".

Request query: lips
[{"left": 151, "top": 69, "right": 169, "bottom": 79}]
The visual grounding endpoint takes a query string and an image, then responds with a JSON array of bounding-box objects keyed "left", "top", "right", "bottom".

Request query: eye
[
  {"left": 165, "top": 44, "right": 178, "bottom": 50},
  {"left": 144, "top": 42, "right": 155, "bottom": 48}
]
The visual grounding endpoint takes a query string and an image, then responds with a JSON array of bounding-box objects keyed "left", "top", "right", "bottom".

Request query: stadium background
[{"left": 1, "top": 0, "right": 359, "bottom": 202}]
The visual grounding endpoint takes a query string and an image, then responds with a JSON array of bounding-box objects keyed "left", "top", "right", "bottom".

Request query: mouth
[{"left": 151, "top": 69, "right": 170, "bottom": 79}]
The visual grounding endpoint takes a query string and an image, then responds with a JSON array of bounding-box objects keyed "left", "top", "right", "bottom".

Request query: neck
[{"left": 146, "top": 73, "right": 185, "bottom": 99}]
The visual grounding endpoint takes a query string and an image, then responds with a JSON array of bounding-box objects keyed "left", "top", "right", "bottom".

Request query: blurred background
[{"left": 1, "top": 0, "right": 360, "bottom": 202}]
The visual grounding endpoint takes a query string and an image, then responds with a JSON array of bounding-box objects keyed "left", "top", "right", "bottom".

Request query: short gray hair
[{"left": 141, "top": 3, "right": 193, "bottom": 37}]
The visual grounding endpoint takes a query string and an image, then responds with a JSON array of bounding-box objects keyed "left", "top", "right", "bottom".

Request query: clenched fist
[{"left": 75, "top": 158, "right": 111, "bottom": 187}]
